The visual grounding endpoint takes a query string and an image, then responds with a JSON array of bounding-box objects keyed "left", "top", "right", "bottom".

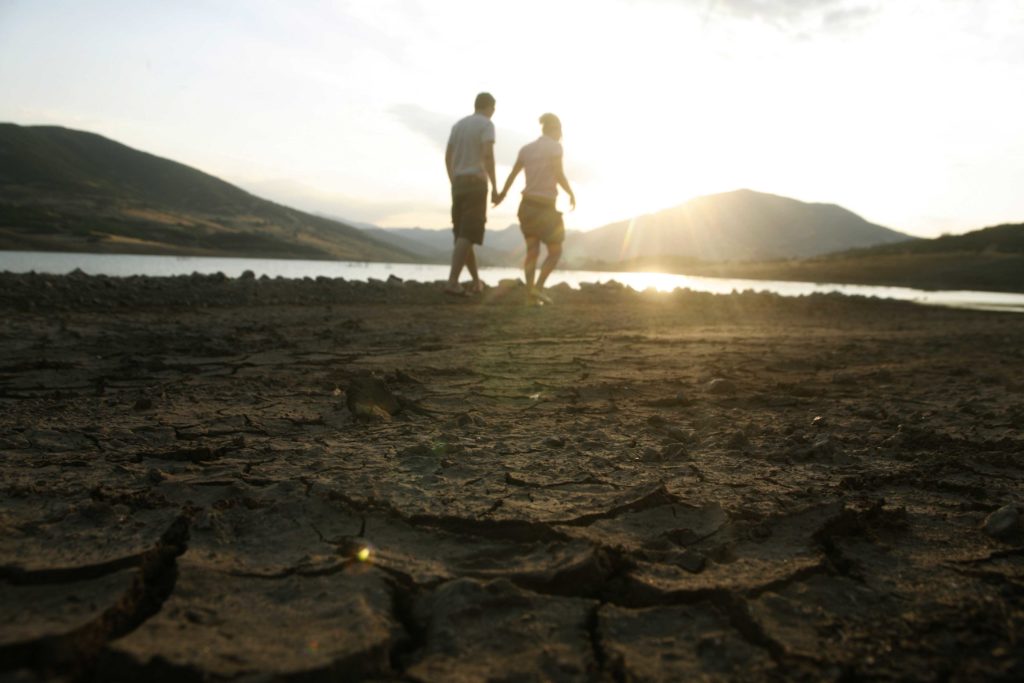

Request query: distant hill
[
  {"left": 362, "top": 224, "right": 556, "bottom": 266},
  {"left": 0, "top": 124, "right": 415, "bottom": 261},
  {"left": 835, "top": 222, "right": 1024, "bottom": 257},
  {"left": 669, "top": 222, "right": 1024, "bottom": 293},
  {"left": 564, "top": 189, "right": 913, "bottom": 266}
]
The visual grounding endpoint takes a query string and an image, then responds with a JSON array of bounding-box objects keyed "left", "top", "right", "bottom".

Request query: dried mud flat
[{"left": 1, "top": 271, "right": 1023, "bottom": 682}]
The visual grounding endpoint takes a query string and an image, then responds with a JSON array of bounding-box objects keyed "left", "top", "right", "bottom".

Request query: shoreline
[
  {"left": 3, "top": 244, "right": 1024, "bottom": 295},
  {"left": 3, "top": 251, "right": 1024, "bottom": 315}
]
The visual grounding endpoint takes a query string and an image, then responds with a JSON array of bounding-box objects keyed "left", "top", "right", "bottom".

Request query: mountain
[
  {"left": 0, "top": 124, "right": 416, "bottom": 262},
  {"left": 565, "top": 189, "right": 913, "bottom": 266}
]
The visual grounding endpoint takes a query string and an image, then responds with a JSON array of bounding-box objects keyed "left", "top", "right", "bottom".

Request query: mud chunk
[
  {"left": 101, "top": 561, "right": 400, "bottom": 680},
  {"left": 600, "top": 603, "right": 773, "bottom": 680},
  {"left": 346, "top": 376, "right": 400, "bottom": 420},
  {"left": 0, "top": 569, "right": 139, "bottom": 652},
  {"left": 982, "top": 505, "right": 1020, "bottom": 539},
  {"left": 408, "top": 578, "right": 596, "bottom": 681}
]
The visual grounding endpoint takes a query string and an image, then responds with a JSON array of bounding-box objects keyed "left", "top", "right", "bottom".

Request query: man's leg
[
  {"left": 523, "top": 237, "right": 541, "bottom": 291},
  {"left": 447, "top": 237, "right": 472, "bottom": 291},
  {"left": 465, "top": 244, "right": 483, "bottom": 292},
  {"left": 536, "top": 242, "right": 562, "bottom": 290}
]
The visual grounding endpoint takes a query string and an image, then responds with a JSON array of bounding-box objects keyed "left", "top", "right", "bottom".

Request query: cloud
[
  {"left": 390, "top": 102, "right": 533, "bottom": 162},
  {"left": 639, "top": 0, "right": 881, "bottom": 34},
  {"left": 714, "top": 0, "right": 881, "bottom": 32},
  {"left": 388, "top": 103, "right": 452, "bottom": 150}
]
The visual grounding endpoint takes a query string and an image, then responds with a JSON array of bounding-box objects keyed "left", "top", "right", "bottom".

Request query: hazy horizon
[{"left": 2, "top": 0, "right": 1022, "bottom": 238}]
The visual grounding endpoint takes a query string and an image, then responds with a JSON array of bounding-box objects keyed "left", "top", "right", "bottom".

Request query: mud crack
[{"left": 0, "top": 515, "right": 190, "bottom": 680}]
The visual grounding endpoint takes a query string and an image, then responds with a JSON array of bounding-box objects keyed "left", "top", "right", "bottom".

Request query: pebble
[{"left": 707, "top": 378, "right": 736, "bottom": 395}]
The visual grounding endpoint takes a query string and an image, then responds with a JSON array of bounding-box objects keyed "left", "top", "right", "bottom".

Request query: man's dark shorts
[
  {"left": 451, "top": 175, "right": 488, "bottom": 245},
  {"left": 518, "top": 196, "right": 565, "bottom": 245}
]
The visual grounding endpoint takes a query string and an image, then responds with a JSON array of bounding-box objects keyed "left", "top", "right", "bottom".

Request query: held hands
[{"left": 492, "top": 189, "right": 505, "bottom": 206}]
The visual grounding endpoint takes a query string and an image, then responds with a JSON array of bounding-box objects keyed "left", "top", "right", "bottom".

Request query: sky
[{"left": 1, "top": 0, "right": 1023, "bottom": 238}]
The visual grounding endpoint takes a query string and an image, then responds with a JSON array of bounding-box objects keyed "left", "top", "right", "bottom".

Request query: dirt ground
[{"left": 1, "top": 271, "right": 1023, "bottom": 682}]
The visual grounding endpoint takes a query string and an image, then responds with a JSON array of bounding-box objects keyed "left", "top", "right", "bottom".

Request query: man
[
  {"left": 495, "top": 112, "right": 575, "bottom": 304},
  {"left": 445, "top": 92, "right": 498, "bottom": 295}
]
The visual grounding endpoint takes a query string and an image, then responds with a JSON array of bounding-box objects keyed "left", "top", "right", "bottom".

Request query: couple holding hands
[{"left": 445, "top": 92, "right": 576, "bottom": 303}]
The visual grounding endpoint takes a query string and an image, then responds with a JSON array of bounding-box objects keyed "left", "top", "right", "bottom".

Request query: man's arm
[
  {"left": 555, "top": 156, "right": 576, "bottom": 210},
  {"left": 483, "top": 141, "right": 497, "bottom": 202},
  {"left": 494, "top": 158, "right": 523, "bottom": 206},
  {"left": 445, "top": 140, "right": 454, "bottom": 183}
]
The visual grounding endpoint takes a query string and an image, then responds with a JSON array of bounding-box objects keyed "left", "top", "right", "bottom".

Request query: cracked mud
[{"left": 1, "top": 272, "right": 1023, "bottom": 681}]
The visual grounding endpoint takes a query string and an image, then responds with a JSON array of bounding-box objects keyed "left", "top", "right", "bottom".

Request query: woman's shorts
[{"left": 518, "top": 197, "right": 564, "bottom": 245}]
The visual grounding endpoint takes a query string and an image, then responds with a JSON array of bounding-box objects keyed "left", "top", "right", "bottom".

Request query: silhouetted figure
[
  {"left": 495, "top": 113, "right": 576, "bottom": 304},
  {"left": 445, "top": 92, "right": 499, "bottom": 296}
]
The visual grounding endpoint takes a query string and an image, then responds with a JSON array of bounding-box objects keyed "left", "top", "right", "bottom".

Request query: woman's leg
[
  {"left": 523, "top": 236, "right": 541, "bottom": 290},
  {"left": 536, "top": 242, "right": 562, "bottom": 290}
]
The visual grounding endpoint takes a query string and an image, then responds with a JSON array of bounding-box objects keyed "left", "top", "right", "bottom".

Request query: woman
[{"left": 495, "top": 113, "right": 576, "bottom": 304}]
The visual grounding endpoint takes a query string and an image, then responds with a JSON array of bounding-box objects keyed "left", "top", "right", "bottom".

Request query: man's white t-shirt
[
  {"left": 448, "top": 113, "right": 496, "bottom": 179},
  {"left": 517, "top": 135, "right": 563, "bottom": 200}
]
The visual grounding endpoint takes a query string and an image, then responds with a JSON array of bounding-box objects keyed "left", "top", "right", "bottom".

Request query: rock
[
  {"left": 640, "top": 447, "right": 661, "bottom": 462},
  {"left": 665, "top": 426, "right": 690, "bottom": 442},
  {"left": 239, "top": 270, "right": 256, "bottom": 280},
  {"left": 982, "top": 505, "right": 1020, "bottom": 539},
  {"left": 661, "top": 443, "right": 688, "bottom": 459},
  {"left": 346, "top": 376, "right": 401, "bottom": 420},
  {"left": 543, "top": 436, "right": 566, "bottom": 448},
  {"left": 677, "top": 549, "right": 706, "bottom": 573},
  {"left": 133, "top": 397, "right": 153, "bottom": 411},
  {"left": 707, "top": 378, "right": 736, "bottom": 395},
  {"left": 386, "top": 274, "right": 404, "bottom": 285},
  {"left": 644, "top": 392, "right": 691, "bottom": 407},
  {"left": 726, "top": 430, "right": 750, "bottom": 450}
]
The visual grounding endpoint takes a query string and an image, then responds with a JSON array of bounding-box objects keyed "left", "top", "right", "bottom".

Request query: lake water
[{"left": 2, "top": 250, "right": 1023, "bottom": 313}]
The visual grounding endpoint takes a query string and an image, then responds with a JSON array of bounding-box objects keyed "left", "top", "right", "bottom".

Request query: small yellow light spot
[{"left": 356, "top": 546, "right": 371, "bottom": 562}]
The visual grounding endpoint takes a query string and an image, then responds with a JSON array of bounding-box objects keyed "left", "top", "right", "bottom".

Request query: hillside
[
  {"left": 564, "top": 189, "right": 913, "bottom": 265},
  {"left": 627, "top": 223, "right": 1024, "bottom": 293},
  {"left": 0, "top": 124, "right": 415, "bottom": 262}
]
